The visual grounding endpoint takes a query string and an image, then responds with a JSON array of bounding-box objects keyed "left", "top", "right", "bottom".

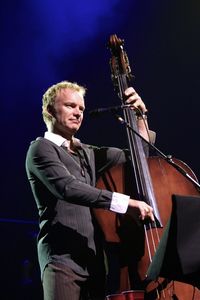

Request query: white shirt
[{"left": 44, "top": 131, "right": 129, "bottom": 214}]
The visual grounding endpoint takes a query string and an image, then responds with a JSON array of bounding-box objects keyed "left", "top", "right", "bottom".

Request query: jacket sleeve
[
  {"left": 26, "top": 140, "right": 113, "bottom": 209},
  {"left": 93, "top": 130, "right": 156, "bottom": 178},
  {"left": 93, "top": 146, "right": 128, "bottom": 176}
]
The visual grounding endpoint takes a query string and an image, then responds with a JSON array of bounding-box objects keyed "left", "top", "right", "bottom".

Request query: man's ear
[{"left": 47, "top": 104, "right": 55, "bottom": 118}]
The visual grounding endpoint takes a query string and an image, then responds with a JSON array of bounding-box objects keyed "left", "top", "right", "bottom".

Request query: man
[{"left": 26, "top": 81, "right": 154, "bottom": 300}]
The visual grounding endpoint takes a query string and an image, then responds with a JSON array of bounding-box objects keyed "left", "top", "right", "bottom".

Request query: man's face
[{"left": 49, "top": 88, "right": 85, "bottom": 138}]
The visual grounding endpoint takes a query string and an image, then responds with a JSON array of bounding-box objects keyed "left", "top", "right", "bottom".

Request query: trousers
[{"left": 43, "top": 262, "right": 105, "bottom": 300}]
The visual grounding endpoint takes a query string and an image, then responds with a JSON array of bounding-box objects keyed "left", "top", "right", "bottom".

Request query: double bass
[{"left": 93, "top": 34, "right": 200, "bottom": 299}]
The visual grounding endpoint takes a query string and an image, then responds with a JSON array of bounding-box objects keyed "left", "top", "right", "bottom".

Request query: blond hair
[{"left": 42, "top": 80, "right": 86, "bottom": 126}]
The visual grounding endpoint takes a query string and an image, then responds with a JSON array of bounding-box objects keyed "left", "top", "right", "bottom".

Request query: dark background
[{"left": 1, "top": 0, "right": 200, "bottom": 298}]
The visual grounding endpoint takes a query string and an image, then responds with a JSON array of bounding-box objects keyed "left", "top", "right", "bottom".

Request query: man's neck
[{"left": 49, "top": 127, "right": 73, "bottom": 141}]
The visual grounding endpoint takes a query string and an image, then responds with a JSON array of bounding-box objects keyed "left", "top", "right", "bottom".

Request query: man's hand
[
  {"left": 128, "top": 199, "right": 154, "bottom": 222},
  {"left": 124, "top": 87, "right": 147, "bottom": 114}
]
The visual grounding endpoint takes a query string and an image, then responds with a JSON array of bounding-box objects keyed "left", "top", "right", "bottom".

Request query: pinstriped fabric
[
  {"left": 43, "top": 263, "right": 88, "bottom": 300},
  {"left": 43, "top": 262, "right": 105, "bottom": 299},
  {"left": 26, "top": 138, "right": 125, "bottom": 298}
]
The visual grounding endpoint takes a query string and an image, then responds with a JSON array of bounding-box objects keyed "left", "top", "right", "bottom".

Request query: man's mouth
[{"left": 70, "top": 119, "right": 80, "bottom": 124}]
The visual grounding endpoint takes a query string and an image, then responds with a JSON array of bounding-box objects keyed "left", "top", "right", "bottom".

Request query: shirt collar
[{"left": 44, "top": 131, "right": 81, "bottom": 148}]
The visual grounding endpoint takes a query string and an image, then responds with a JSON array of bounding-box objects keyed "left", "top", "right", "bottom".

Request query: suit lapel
[{"left": 81, "top": 145, "right": 96, "bottom": 186}]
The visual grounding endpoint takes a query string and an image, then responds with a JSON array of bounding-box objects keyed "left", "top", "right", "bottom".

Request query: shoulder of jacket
[
  {"left": 29, "top": 137, "right": 60, "bottom": 151},
  {"left": 82, "top": 144, "right": 98, "bottom": 150}
]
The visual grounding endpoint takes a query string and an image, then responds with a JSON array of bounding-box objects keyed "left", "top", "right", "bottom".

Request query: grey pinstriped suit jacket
[{"left": 26, "top": 137, "right": 129, "bottom": 277}]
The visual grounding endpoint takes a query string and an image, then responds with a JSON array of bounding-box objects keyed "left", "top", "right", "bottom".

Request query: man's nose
[{"left": 73, "top": 108, "right": 81, "bottom": 117}]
